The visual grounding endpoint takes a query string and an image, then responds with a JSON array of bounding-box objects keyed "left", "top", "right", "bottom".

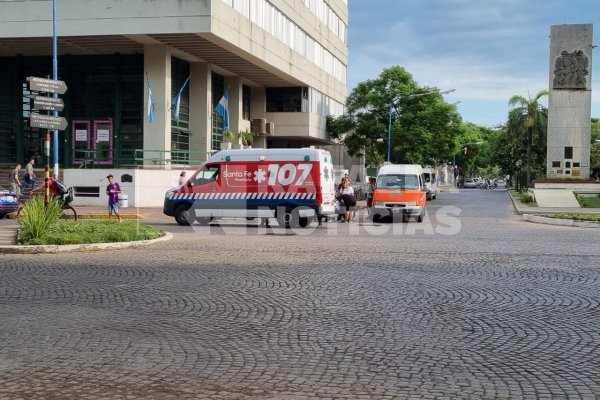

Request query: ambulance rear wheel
[
  {"left": 293, "top": 207, "right": 312, "bottom": 228},
  {"left": 174, "top": 204, "right": 193, "bottom": 226},
  {"left": 276, "top": 207, "right": 293, "bottom": 229}
]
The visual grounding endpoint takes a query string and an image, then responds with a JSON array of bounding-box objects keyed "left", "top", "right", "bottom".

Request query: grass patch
[
  {"left": 509, "top": 189, "right": 537, "bottom": 206},
  {"left": 20, "top": 220, "right": 165, "bottom": 245},
  {"left": 576, "top": 195, "right": 600, "bottom": 208},
  {"left": 546, "top": 213, "right": 600, "bottom": 222}
]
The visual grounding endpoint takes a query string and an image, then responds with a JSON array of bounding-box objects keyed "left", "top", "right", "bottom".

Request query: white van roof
[
  {"left": 377, "top": 164, "right": 423, "bottom": 175},
  {"left": 208, "top": 148, "right": 333, "bottom": 163}
]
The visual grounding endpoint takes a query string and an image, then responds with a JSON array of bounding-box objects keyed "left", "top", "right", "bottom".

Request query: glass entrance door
[
  {"left": 72, "top": 120, "right": 91, "bottom": 166},
  {"left": 93, "top": 120, "right": 113, "bottom": 165},
  {"left": 72, "top": 119, "right": 113, "bottom": 166}
]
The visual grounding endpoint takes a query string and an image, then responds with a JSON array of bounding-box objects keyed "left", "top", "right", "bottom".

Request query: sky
[{"left": 347, "top": 0, "right": 600, "bottom": 127}]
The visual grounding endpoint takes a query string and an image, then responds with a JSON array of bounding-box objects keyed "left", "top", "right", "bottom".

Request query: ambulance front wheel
[{"left": 174, "top": 204, "right": 193, "bottom": 226}]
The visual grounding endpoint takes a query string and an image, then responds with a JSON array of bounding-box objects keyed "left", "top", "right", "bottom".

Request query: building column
[
  {"left": 189, "top": 62, "right": 211, "bottom": 156},
  {"left": 143, "top": 44, "right": 171, "bottom": 167}
]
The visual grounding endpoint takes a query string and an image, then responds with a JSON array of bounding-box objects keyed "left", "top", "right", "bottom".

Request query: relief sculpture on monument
[{"left": 553, "top": 49, "right": 588, "bottom": 89}]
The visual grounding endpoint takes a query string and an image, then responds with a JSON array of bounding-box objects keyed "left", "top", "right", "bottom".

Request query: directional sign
[
  {"left": 27, "top": 77, "right": 68, "bottom": 95},
  {"left": 33, "top": 96, "right": 64, "bottom": 112},
  {"left": 29, "top": 113, "right": 68, "bottom": 130}
]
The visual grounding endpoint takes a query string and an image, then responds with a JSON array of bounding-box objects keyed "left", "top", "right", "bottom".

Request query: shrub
[
  {"left": 519, "top": 193, "right": 535, "bottom": 204},
  {"left": 239, "top": 129, "right": 254, "bottom": 146},
  {"left": 18, "top": 195, "right": 63, "bottom": 243}
]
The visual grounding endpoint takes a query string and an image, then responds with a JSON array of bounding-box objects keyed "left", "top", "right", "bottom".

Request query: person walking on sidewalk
[
  {"left": 9, "top": 163, "right": 21, "bottom": 197},
  {"left": 106, "top": 174, "right": 123, "bottom": 222},
  {"left": 21, "top": 158, "right": 36, "bottom": 193}
]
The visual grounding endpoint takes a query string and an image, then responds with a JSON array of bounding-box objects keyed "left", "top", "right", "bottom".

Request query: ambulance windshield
[{"left": 193, "top": 165, "right": 219, "bottom": 186}]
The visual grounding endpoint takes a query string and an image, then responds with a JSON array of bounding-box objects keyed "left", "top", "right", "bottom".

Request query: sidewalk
[
  {"left": 75, "top": 205, "right": 170, "bottom": 220},
  {"left": 508, "top": 191, "right": 600, "bottom": 215}
]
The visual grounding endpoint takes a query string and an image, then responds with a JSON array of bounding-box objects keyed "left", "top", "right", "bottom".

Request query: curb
[
  {"left": 522, "top": 214, "right": 600, "bottom": 228},
  {"left": 0, "top": 231, "right": 173, "bottom": 254}
]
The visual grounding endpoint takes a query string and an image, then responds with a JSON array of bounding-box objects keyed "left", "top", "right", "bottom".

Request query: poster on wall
[
  {"left": 75, "top": 129, "right": 87, "bottom": 141},
  {"left": 96, "top": 129, "right": 110, "bottom": 143}
]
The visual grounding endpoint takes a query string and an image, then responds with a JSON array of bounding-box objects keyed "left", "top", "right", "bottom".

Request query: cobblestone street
[{"left": 1, "top": 189, "right": 599, "bottom": 399}]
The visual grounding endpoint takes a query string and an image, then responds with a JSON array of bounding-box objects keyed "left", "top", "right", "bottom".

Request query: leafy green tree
[
  {"left": 591, "top": 118, "right": 600, "bottom": 141},
  {"left": 328, "top": 66, "right": 463, "bottom": 165},
  {"left": 591, "top": 118, "right": 600, "bottom": 178},
  {"left": 507, "top": 90, "right": 549, "bottom": 185}
]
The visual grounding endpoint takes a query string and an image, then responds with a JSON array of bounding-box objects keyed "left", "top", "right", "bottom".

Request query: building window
[
  {"left": 211, "top": 72, "right": 225, "bottom": 151},
  {"left": 266, "top": 87, "right": 301, "bottom": 112},
  {"left": 564, "top": 146, "right": 573, "bottom": 159},
  {"left": 242, "top": 85, "right": 251, "bottom": 120},
  {"left": 171, "top": 57, "right": 190, "bottom": 163},
  {"left": 552, "top": 161, "right": 561, "bottom": 168}
]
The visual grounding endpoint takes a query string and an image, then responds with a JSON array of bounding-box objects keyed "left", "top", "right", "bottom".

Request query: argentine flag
[
  {"left": 214, "top": 90, "right": 229, "bottom": 132},
  {"left": 146, "top": 74, "right": 155, "bottom": 124},
  {"left": 172, "top": 75, "right": 191, "bottom": 124}
]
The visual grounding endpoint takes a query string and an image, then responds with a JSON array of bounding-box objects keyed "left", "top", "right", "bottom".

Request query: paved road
[{"left": 1, "top": 188, "right": 599, "bottom": 399}]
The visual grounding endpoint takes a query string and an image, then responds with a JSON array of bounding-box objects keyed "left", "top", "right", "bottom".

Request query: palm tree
[{"left": 508, "top": 89, "right": 549, "bottom": 186}]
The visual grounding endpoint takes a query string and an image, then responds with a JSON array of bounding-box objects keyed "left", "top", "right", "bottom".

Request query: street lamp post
[
  {"left": 385, "top": 88, "right": 455, "bottom": 163},
  {"left": 526, "top": 114, "right": 533, "bottom": 187},
  {"left": 386, "top": 106, "right": 393, "bottom": 163}
]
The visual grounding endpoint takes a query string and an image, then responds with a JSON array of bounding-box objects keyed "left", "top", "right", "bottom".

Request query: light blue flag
[
  {"left": 146, "top": 73, "right": 155, "bottom": 124},
  {"left": 214, "top": 90, "right": 229, "bottom": 132},
  {"left": 172, "top": 75, "right": 191, "bottom": 124}
]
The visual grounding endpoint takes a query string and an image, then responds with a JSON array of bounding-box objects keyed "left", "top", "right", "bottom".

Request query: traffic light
[{"left": 463, "top": 146, "right": 468, "bottom": 154}]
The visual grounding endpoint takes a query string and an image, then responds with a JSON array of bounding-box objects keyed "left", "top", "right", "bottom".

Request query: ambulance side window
[{"left": 193, "top": 165, "right": 219, "bottom": 186}]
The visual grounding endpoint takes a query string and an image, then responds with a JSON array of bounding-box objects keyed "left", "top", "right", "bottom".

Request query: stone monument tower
[{"left": 547, "top": 24, "right": 593, "bottom": 179}]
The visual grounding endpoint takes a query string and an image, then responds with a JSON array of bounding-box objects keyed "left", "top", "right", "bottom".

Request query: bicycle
[
  {"left": 352, "top": 184, "right": 368, "bottom": 201},
  {"left": 17, "top": 186, "right": 78, "bottom": 221}
]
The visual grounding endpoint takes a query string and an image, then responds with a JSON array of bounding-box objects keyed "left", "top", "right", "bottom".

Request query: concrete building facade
[
  {"left": 0, "top": 0, "right": 348, "bottom": 206},
  {"left": 0, "top": 0, "right": 348, "bottom": 167}
]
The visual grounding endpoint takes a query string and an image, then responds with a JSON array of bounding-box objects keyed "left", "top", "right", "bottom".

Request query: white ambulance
[{"left": 163, "top": 148, "right": 337, "bottom": 228}]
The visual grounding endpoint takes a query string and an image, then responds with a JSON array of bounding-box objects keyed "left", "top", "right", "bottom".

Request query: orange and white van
[
  {"left": 163, "top": 148, "right": 336, "bottom": 227},
  {"left": 371, "top": 164, "right": 427, "bottom": 223}
]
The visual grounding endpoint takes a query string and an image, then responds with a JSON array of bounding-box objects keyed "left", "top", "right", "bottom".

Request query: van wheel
[
  {"left": 174, "top": 204, "right": 193, "bottom": 226},
  {"left": 196, "top": 217, "right": 212, "bottom": 226},
  {"left": 433, "top": 192, "right": 437, "bottom": 200},
  {"left": 417, "top": 210, "right": 424, "bottom": 223},
  {"left": 276, "top": 207, "right": 293, "bottom": 228},
  {"left": 372, "top": 214, "right": 381, "bottom": 223}
]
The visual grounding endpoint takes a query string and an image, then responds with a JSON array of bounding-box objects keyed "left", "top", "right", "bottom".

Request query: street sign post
[
  {"left": 33, "top": 96, "right": 64, "bottom": 112},
  {"left": 29, "top": 113, "right": 68, "bottom": 130},
  {"left": 27, "top": 74, "right": 68, "bottom": 197},
  {"left": 26, "top": 76, "right": 67, "bottom": 95}
]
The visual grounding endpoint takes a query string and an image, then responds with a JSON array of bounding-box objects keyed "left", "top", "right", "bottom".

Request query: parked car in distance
[
  {"left": 462, "top": 178, "right": 478, "bottom": 188},
  {"left": 0, "top": 185, "right": 20, "bottom": 218}
]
